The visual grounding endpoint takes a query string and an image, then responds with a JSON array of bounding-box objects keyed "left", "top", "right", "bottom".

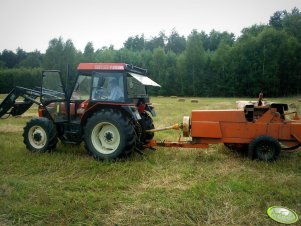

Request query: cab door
[{"left": 41, "top": 70, "right": 68, "bottom": 122}]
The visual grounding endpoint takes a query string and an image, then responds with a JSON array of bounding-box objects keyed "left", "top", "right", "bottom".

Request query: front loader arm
[{"left": 0, "top": 86, "right": 41, "bottom": 118}]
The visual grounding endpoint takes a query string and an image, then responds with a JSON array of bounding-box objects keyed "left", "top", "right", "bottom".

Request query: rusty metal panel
[
  {"left": 291, "top": 124, "right": 301, "bottom": 142},
  {"left": 191, "top": 110, "right": 246, "bottom": 122},
  {"left": 279, "top": 124, "right": 291, "bottom": 140},
  {"left": 220, "top": 122, "right": 267, "bottom": 139},
  {"left": 191, "top": 121, "right": 222, "bottom": 138},
  {"left": 267, "top": 123, "right": 280, "bottom": 138},
  {"left": 220, "top": 122, "right": 253, "bottom": 138}
]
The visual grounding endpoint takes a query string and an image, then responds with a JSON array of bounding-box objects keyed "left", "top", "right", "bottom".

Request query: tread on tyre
[
  {"left": 84, "top": 109, "right": 136, "bottom": 160},
  {"left": 248, "top": 135, "right": 281, "bottom": 161},
  {"left": 23, "top": 117, "right": 58, "bottom": 152}
]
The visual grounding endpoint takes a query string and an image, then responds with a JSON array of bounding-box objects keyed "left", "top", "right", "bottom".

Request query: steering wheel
[{"left": 95, "top": 88, "right": 108, "bottom": 100}]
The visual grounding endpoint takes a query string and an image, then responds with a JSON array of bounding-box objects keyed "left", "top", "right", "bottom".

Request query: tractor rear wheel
[
  {"left": 139, "top": 112, "right": 154, "bottom": 144},
  {"left": 84, "top": 110, "right": 136, "bottom": 160},
  {"left": 23, "top": 117, "right": 58, "bottom": 152},
  {"left": 248, "top": 135, "right": 281, "bottom": 161}
]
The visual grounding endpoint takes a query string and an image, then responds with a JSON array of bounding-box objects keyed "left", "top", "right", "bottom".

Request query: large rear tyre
[
  {"left": 23, "top": 117, "right": 58, "bottom": 152},
  {"left": 84, "top": 110, "right": 136, "bottom": 160},
  {"left": 139, "top": 112, "right": 154, "bottom": 144},
  {"left": 248, "top": 135, "right": 281, "bottom": 161}
]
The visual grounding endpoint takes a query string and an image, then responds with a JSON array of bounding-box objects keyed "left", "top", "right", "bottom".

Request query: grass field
[{"left": 0, "top": 96, "right": 301, "bottom": 225}]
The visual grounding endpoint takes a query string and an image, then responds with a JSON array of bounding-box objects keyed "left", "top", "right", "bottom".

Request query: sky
[{"left": 0, "top": 0, "right": 300, "bottom": 53}]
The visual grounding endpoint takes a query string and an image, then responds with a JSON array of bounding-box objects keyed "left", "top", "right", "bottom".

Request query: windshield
[
  {"left": 91, "top": 72, "right": 124, "bottom": 102},
  {"left": 71, "top": 74, "right": 91, "bottom": 100}
]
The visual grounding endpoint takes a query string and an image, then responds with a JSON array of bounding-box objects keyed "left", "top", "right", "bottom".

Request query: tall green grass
[{"left": 0, "top": 96, "right": 300, "bottom": 225}]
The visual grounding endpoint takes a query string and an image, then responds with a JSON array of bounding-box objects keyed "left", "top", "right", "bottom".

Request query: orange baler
[{"left": 148, "top": 103, "right": 301, "bottom": 161}]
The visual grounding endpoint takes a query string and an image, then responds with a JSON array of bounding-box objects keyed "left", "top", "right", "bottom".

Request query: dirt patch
[
  {"left": 11, "top": 112, "right": 37, "bottom": 119},
  {"left": 137, "top": 173, "right": 193, "bottom": 191},
  {"left": 0, "top": 124, "right": 23, "bottom": 133},
  {"left": 21, "top": 112, "right": 37, "bottom": 118}
]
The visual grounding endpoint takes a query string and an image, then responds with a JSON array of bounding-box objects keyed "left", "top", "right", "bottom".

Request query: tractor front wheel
[
  {"left": 23, "top": 117, "right": 58, "bottom": 152},
  {"left": 248, "top": 135, "right": 281, "bottom": 161},
  {"left": 84, "top": 110, "right": 136, "bottom": 160}
]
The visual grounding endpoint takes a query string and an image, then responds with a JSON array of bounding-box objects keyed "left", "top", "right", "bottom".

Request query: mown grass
[{"left": 0, "top": 96, "right": 301, "bottom": 225}]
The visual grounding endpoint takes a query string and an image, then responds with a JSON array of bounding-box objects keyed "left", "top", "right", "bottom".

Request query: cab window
[
  {"left": 71, "top": 74, "right": 91, "bottom": 100},
  {"left": 91, "top": 72, "right": 124, "bottom": 102}
]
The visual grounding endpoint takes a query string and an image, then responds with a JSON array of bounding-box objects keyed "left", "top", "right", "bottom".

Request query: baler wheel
[
  {"left": 84, "top": 110, "right": 136, "bottom": 160},
  {"left": 23, "top": 117, "right": 58, "bottom": 152},
  {"left": 248, "top": 136, "right": 281, "bottom": 161}
]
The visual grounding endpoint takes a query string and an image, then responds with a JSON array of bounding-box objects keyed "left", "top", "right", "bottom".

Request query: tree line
[{"left": 0, "top": 8, "right": 300, "bottom": 97}]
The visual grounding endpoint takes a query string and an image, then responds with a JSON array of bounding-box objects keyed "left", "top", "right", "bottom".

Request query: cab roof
[
  {"left": 77, "top": 63, "right": 126, "bottom": 71},
  {"left": 77, "top": 63, "right": 160, "bottom": 87},
  {"left": 77, "top": 63, "right": 147, "bottom": 75}
]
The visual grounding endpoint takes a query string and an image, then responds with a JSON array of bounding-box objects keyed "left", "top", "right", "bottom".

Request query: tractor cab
[
  {"left": 71, "top": 63, "right": 160, "bottom": 103},
  {"left": 70, "top": 63, "right": 159, "bottom": 118},
  {"left": 39, "top": 63, "right": 160, "bottom": 124}
]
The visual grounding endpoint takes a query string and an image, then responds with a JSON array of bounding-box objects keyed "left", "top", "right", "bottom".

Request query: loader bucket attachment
[
  {"left": 10, "top": 101, "right": 34, "bottom": 116},
  {"left": 0, "top": 88, "right": 19, "bottom": 118},
  {"left": 0, "top": 87, "right": 40, "bottom": 118}
]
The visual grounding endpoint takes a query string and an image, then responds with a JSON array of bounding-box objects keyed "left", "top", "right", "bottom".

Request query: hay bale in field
[
  {"left": 0, "top": 125, "right": 23, "bottom": 133},
  {"left": 178, "top": 98, "right": 185, "bottom": 102},
  {"left": 236, "top": 100, "right": 257, "bottom": 109},
  {"left": 22, "top": 112, "right": 38, "bottom": 118},
  {"left": 236, "top": 100, "right": 270, "bottom": 109},
  {"left": 170, "top": 96, "right": 177, "bottom": 98},
  {"left": 289, "top": 103, "right": 297, "bottom": 109},
  {"left": 191, "top": 99, "right": 198, "bottom": 103}
]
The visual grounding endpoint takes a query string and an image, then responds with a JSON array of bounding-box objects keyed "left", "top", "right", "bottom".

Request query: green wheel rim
[{"left": 267, "top": 206, "right": 299, "bottom": 224}]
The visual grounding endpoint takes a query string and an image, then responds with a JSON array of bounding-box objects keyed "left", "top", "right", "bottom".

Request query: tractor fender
[
  {"left": 121, "top": 105, "right": 142, "bottom": 120},
  {"left": 145, "top": 105, "right": 156, "bottom": 117},
  {"left": 80, "top": 104, "right": 140, "bottom": 126}
]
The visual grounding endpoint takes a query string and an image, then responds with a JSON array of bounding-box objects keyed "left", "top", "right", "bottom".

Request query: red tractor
[{"left": 0, "top": 63, "right": 160, "bottom": 160}]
